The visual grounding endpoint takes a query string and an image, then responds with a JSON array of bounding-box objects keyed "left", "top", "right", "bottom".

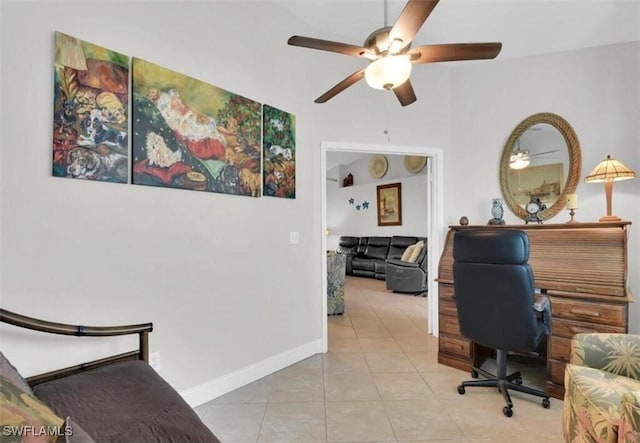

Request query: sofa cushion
[
  {"left": 356, "top": 237, "right": 369, "bottom": 255},
  {"left": 564, "top": 363, "right": 640, "bottom": 443},
  {"left": 365, "top": 237, "right": 390, "bottom": 260},
  {"left": 388, "top": 236, "right": 419, "bottom": 260},
  {"left": 33, "top": 360, "right": 220, "bottom": 443},
  {"left": 408, "top": 240, "right": 424, "bottom": 263},
  {"left": 0, "top": 352, "right": 33, "bottom": 395},
  {"left": 366, "top": 244, "right": 389, "bottom": 260},
  {"left": 0, "top": 375, "right": 65, "bottom": 443},
  {"left": 400, "top": 245, "right": 416, "bottom": 262},
  {"left": 352, "top": 256, "right": 376, "bottom": 272},
  {"left": 337, "top": 236, "right": 359, "bottom": 255}
]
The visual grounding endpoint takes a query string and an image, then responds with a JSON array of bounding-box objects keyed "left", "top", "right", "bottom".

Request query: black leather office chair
[{"left": 453, "top": 229, "right": 551, "bottom": 417}]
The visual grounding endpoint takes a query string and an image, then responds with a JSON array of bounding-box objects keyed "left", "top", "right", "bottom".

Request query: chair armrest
[
  {"left": 533, "top": 294, "right": 549, "bottom": 312},
  {"left": 386, "top": 258, "right": 420, "bottom": 268},
  {"left": 532, "top": 294, "right": 552, "bottom": 334},
  {"left": 570, "top": 333, "right": 640, "bottom": 380}
]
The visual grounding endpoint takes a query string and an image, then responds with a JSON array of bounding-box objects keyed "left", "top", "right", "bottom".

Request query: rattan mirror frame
[{"left": 500, "top": 113, "right": 581, "bottom": 221}]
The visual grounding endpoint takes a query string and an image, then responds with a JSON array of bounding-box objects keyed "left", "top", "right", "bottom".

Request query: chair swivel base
[{"left": 456, "top": 354, "right": 551, "bottom": 417}]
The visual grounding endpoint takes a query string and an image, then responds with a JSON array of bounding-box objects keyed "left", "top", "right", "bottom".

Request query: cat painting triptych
[{"left": 52, "top": 31, "right": 296, "bottom": 199}]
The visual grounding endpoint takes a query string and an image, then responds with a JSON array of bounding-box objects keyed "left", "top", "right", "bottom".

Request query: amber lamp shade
[{"left": 584, "top": 155, "right": 636, "bottom": 222}]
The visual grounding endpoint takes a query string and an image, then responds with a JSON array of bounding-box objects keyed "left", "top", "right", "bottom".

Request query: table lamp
[{"left": 584, "top": 155, "right": 636, "bottom": 222}]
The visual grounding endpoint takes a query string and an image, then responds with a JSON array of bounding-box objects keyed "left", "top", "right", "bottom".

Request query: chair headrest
[{"left": 453, "top": 230, "right": 529, "bottom": 265}]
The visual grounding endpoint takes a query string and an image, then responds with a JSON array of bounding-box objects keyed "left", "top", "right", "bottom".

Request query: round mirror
[{"left": 500, "top": 113, "right": 581, "bottom": 221}]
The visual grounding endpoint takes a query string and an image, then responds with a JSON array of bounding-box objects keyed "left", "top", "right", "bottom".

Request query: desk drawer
[
  {"left": 548, "top": 359, "right": 566, "bottom": 386},
  {"left": 439, "top": 333, "right": 472, "bottom": 360},
  {"left": 551, "top": 298, "right": 626, "bottom": 326},
  {"left": 553, "top": 317, "right": 626, "bottom": 340},
  {"left": 550, "top": 336, "right": 571, "bottom": 362},
  {"left": 439, "top": 284, "right": 454, "bottom": 299},
  {"left": 440, "top": 298, "right": 458, "bottom": 317},
  {"left": 439, "top": 314, "right": 461, "bottom": 336}
]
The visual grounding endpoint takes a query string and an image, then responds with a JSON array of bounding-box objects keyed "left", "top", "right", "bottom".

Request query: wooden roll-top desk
[{"left": 437, "top": 222, "right": 632, "bottom": 399}]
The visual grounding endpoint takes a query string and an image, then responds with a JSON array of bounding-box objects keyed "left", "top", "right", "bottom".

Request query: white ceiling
[{"left": 279, "top": 0, "right": 640, "bottom": 61}]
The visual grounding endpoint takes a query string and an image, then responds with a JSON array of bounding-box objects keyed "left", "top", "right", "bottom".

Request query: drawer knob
[{"left": 569, "top": 308, "right": 601, "bottom": 317}]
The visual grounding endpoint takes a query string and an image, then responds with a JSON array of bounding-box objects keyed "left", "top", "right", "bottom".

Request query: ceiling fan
[
  {"left": 287, "top": 0, "right": 502, "bottom": 106},
  {"left": 510, "top": 147, "right": 560, "bottom": 170}
]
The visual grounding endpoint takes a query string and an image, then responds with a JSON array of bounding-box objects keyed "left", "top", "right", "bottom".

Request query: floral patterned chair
[{"left": 563, "top": 333, "right": 640, "bottom": 443}]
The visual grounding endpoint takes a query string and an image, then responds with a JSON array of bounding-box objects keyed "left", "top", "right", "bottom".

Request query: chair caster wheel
[
  {"left": 515, "top": 376, "right": 523, "bottom": 385},
  {"left": 470, "top": 370, "right": 479, "bottom": 379},
  {"left": 503, "top": 406, "right": 513, "bottom": 417},
  {"left": 457, "top": 385, "right": 465, "bottom": 395},
  {"left": 542, "top": 398, "right": 551, "bottom": 409}
]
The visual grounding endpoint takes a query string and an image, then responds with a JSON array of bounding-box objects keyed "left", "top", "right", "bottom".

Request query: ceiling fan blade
[
  {"left": 409, "top": 42, "right": 502, "bottom": 64},
  {"left": 389, "top": 0, "right": 440, "bottom": 47},
  {"left": 531, "top": 149, "right": 560, "bottom": 156},
  {"left": 288, "top": 36, "right": 375, "bottom": 59},
  {"left": 315, "top": 69, "right": 366, "bottom": 103},
  {"left": 393, "top": 80, "right": 417, "bottom": 107}
]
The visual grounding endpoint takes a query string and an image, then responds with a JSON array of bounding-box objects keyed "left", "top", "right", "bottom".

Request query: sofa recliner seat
[{"left": 351, "top": 236, "right": 390, "bottom": 280}]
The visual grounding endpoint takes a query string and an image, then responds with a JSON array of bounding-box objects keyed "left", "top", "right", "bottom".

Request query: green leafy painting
[{"left": 262, "top": 105, "right": 296, "bottom": 198}]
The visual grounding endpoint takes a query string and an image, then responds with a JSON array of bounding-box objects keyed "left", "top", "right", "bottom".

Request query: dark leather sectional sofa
[{"left": 336, "top": 235, "right": 428, "bottom": 294}]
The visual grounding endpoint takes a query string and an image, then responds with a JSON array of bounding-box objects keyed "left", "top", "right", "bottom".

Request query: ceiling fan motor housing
[{"left": 364, "top": 27, "right": 411, "bottom": 55}]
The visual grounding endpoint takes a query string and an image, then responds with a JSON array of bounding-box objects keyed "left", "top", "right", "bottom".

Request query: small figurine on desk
[
  {"left": 525, "top": 196, "right": 547, "bottom": 224},
  {"left": 488, "top": 198, "right": 505, "bottom": 225}
]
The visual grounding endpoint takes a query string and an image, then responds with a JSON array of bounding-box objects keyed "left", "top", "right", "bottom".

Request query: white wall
[
  {"left": 326, "top": 154, "right": 429, "bottom": 250},
  {"left": 326, "top": 175, "right": 429, "bottom": 250},
  {"left": 0, "top": 0, "right": 453, "bottom": 404},
  {"left": 1, "top": 1, "right": 637, "bottom": 407}
]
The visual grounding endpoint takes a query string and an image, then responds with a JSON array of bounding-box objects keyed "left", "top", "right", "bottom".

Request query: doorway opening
[{"left": 320, "top": 141, "right": 444, "bottom": 353}]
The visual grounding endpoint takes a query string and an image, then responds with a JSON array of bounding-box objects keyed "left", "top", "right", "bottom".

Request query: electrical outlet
[
  {"left": 149, "top": 352, "right": 161, "bottom": 371},
  {"left": 289, "top": 231, "right": 299, "bottom": 244}
]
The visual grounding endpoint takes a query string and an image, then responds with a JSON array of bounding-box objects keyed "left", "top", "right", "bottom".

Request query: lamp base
[
  {"left": 566, "top": 209, "right": 579, "bottom": 224},
  {"left": 599, "top": 215, "right": 622, "bottom": 223}
]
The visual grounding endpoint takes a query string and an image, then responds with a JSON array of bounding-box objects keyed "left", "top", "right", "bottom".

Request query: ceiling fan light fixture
[
  {"left": 509, "top": 153, "right": 530, "bottom": 170},
  {"left": 364, "top": 55, "right": 412, "bottom": 90}
]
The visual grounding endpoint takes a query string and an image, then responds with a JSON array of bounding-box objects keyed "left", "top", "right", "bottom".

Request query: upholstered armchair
[{"left": 563, "top": 333, "right": 640, "bottom": 443}]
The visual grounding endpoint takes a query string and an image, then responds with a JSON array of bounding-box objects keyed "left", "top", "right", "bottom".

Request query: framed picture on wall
[{"left": 376, "top": 183, "right": 402, "bottom": 226}]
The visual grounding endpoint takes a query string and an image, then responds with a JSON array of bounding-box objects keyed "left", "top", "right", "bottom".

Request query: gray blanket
[{"left": 34, "top": 360, "right": 219, "bottom": 443}]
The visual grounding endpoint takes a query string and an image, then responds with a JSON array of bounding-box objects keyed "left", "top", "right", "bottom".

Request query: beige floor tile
[
  {"left": 449, "top": 405, "right": 540, "bottom": 441},
  {"left": 201, "top": 403, "right": 266, "bottom": 443},
  {"left": 373, "top": 372, "right": 435, "bottom": 401},
  {"left": 384, "top": 399, "right": 465, "bottom": 441},
  {"left": 420, "top": 370, "right": 473, "bottom": 400},
  {"left": 210, "top": 375, "right": 274, "bottom": 404},
  {"left": 359, "top": 336, "right": 403, "bottom": 353},
  {"left": 324, "top": 370, "right": 381, "bottom": 402},
  {"left": 323, "top": 352, "right": 370, "bottom": 374},
  {"left": 365, "top": 352, "right": 417, "bottom": 373},
  {"left": 393, "top": 334, "right": 437, "bottom": 353},
  {"left": 329, "top": 337, "right": 364, "bottom": 353},
  {"left": 269, "top": 372, "right": 325, "bottom": 403},
  {"left": 326, "top": 401, "right": 395, "bottom": 442},
  {"left": 404, "top": 351, "right": 447, "bottom": 372},
  {"left": 329, "top": 322, "right": 357, "bottom": 338},
  {"left": 258, "top": 401, "right": 326, "bottom": 443}
]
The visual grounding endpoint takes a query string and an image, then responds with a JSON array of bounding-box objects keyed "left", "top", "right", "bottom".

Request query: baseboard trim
[{"left": 179, "top": 339, "right": 323, "bottom": 408}]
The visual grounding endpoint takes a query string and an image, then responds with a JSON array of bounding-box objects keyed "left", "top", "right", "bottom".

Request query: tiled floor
[{"left": 195, "top": 276, "right": 564, "bottom": 442}]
